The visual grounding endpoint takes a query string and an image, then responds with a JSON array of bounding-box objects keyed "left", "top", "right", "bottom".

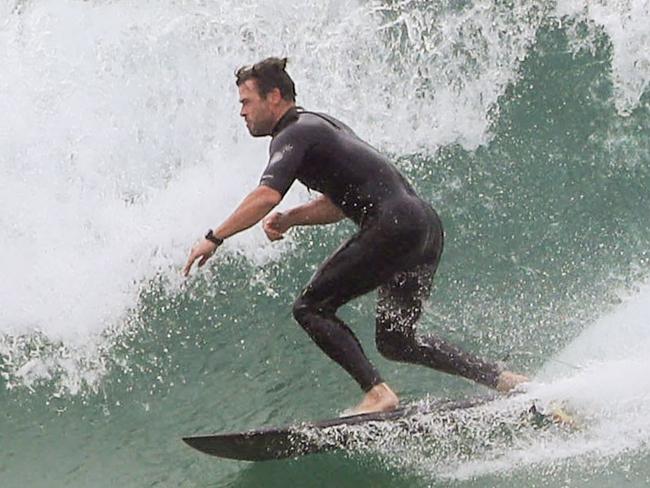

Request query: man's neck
[{"left": 270, "top": 103, "right": 298, "bottom": 136}]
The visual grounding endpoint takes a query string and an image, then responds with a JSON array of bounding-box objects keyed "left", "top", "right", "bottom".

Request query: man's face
[{"left": 238, "top": 80, "right": 275, "bottom": 137}]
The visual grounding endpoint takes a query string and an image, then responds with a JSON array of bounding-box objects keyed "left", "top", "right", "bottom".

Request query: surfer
[{"left": 183, "top": 57, "right": 528, "bottom": 414}]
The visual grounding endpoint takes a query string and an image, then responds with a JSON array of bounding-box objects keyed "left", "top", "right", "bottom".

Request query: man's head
[{"left": 235, "top": 57, "right": 296, "bottom": 137}]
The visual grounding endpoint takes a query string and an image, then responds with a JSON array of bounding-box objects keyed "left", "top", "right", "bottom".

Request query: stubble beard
[
  {"left": 246, "top": 113, "right": 274, "bottom": 137},
  {"left": 247, "top": 124, "right": 268, "bottom": 137}
]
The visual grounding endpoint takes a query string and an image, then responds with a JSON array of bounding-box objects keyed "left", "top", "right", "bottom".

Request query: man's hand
[
  {"left": 183, "top": 238, "right": 219, "bottom": 277},
  {"left": 262, "top": 211, "right": 291, "bottom": 241},
  {"left": 182, "top": 185, "right": 282, "bottom": 277}
]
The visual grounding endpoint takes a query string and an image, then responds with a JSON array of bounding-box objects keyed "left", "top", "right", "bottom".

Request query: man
[{"left": 183, "top": 57, "right": 527, "bottom": 415}]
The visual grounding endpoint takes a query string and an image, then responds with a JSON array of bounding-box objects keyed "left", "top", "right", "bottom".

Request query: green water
[{"left": 2, "top": 1, "right": 650, "bottom": 487}]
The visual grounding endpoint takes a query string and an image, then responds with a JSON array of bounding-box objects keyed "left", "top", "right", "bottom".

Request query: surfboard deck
[{"left": 182, "top": 395, "right": 560, "bottom": 461}]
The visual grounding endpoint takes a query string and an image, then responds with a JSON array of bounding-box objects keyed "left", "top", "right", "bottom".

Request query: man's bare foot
[
  {"left": 344, "top": 383, "right": 399, "bottom": 416},
  {"left": 496, "top": 370, "right": 529, "bottom": 393}
]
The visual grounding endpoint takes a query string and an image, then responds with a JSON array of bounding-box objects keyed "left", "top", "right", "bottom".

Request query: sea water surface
[{"left": 1, "top": 0, "right": 650, "bottom": 486}]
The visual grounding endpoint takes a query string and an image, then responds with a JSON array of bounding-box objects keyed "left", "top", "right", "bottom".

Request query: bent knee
[
  {"left": 292, "top": 291, "right": 338, "bottom": 324},
  {"left": 292, "top": 295, "right": 310, "bottom": 324},
  {"left": 376, "top": 331, "right": 413, "bottom": 361}
]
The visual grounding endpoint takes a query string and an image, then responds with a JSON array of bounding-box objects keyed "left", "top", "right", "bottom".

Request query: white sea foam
[
  {"left": 555, "top": 0, "right": 650, "bottom": 114},
  {"left": 402, "top": 281, "right": 650, "bottom": 481}
]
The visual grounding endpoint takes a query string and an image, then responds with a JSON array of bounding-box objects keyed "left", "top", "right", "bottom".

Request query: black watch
[{"left": 205, "top": 229, "right": 224, "bottom": 246}]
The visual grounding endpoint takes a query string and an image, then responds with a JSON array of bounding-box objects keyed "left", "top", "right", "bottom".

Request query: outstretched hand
[
  {"left": 183, "top": 238, "right": 219, "bottom": 277},
  {"left": 262, "top": 211, "right": 291, "bottom": 241}
]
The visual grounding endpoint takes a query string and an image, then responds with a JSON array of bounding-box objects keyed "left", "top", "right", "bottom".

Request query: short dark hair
[{"left": 235, "top": 57, "right": 296, "bottom": 102}]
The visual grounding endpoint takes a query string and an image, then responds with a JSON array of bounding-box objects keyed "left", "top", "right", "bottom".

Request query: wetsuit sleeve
[{"left": 259, "top": 129, "right": 310, "bottom": 196}]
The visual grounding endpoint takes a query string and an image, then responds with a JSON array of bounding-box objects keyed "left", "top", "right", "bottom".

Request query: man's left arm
[{"left": 183, "top": 185, "right": 281, "bottom": 276}]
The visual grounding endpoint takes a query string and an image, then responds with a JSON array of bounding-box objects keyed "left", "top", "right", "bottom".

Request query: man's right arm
[
  {"left": 285, "top": 194, "right": 345, "bottom": 226},
  {"left": 262, "top": 194, "right": 345, "bottom": 241}
]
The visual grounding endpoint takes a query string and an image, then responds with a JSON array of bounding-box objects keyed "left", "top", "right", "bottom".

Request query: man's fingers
[
  {"left": 184, "top": 240, "right": 218, "bottom": 276},
  {"left": 263, "top": 220, "right": 277, "bottom": 232},
  {"left": 263, "top": 217, "right": 285, "bottom": 239},
  {"left": 183, "top": 257, "right": 194, "bottom": 277},
  {"left": 264, "top": 211, "right": 283, "bottom": 230},
  {"left": 264, "top": 228, "right": 284, "bottom": 241},
  {"left": 183, "top": 249, "right": 200, "bottom": 277}
]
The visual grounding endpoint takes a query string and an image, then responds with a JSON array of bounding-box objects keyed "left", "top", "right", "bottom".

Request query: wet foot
[
  {"left": 496, "top": 370, "right": 529, "bottom": 393},
  {"left": 343, "top": 383, "right": 399, "bottom": 416}
]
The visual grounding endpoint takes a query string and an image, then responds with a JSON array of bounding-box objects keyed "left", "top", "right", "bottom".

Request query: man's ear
[{"left": 268, "top": 87, "right": 283, "bottom": 106}]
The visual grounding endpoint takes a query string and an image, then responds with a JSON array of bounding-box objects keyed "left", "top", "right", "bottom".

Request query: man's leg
[
  {"left": 375, "top": 265, "right": 527, "bottom": 389},
  {"left": 292, "top": 230, "right": 404, "bottom": 412}
]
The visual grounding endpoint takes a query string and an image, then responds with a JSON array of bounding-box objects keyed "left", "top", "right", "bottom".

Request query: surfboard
[{"left": 182, "top": 394, "right": 568, "bottom": 461}]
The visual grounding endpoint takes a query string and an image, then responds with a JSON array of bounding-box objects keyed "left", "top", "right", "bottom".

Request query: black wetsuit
[{"left": 260, "top": 107, "right": 501, "bottom": 391}]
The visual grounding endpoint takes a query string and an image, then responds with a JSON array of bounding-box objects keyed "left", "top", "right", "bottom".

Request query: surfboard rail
[{"left": 182, "top": 395, "right": 500, "bottom": 461}]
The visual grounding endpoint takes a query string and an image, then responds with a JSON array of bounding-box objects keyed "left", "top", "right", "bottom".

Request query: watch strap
[{"left": 205, "top": 229, "right": 224, "bottom": 246}]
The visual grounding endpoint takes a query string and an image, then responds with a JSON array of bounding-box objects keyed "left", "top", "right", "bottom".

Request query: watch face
[{"left": 205, "top": 230, "right": 222, "bottom": 245}]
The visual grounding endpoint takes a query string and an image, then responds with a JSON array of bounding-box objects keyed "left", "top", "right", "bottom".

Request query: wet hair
[{"left": 235, "top": 57, "right": 296, "bottom": 102}]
